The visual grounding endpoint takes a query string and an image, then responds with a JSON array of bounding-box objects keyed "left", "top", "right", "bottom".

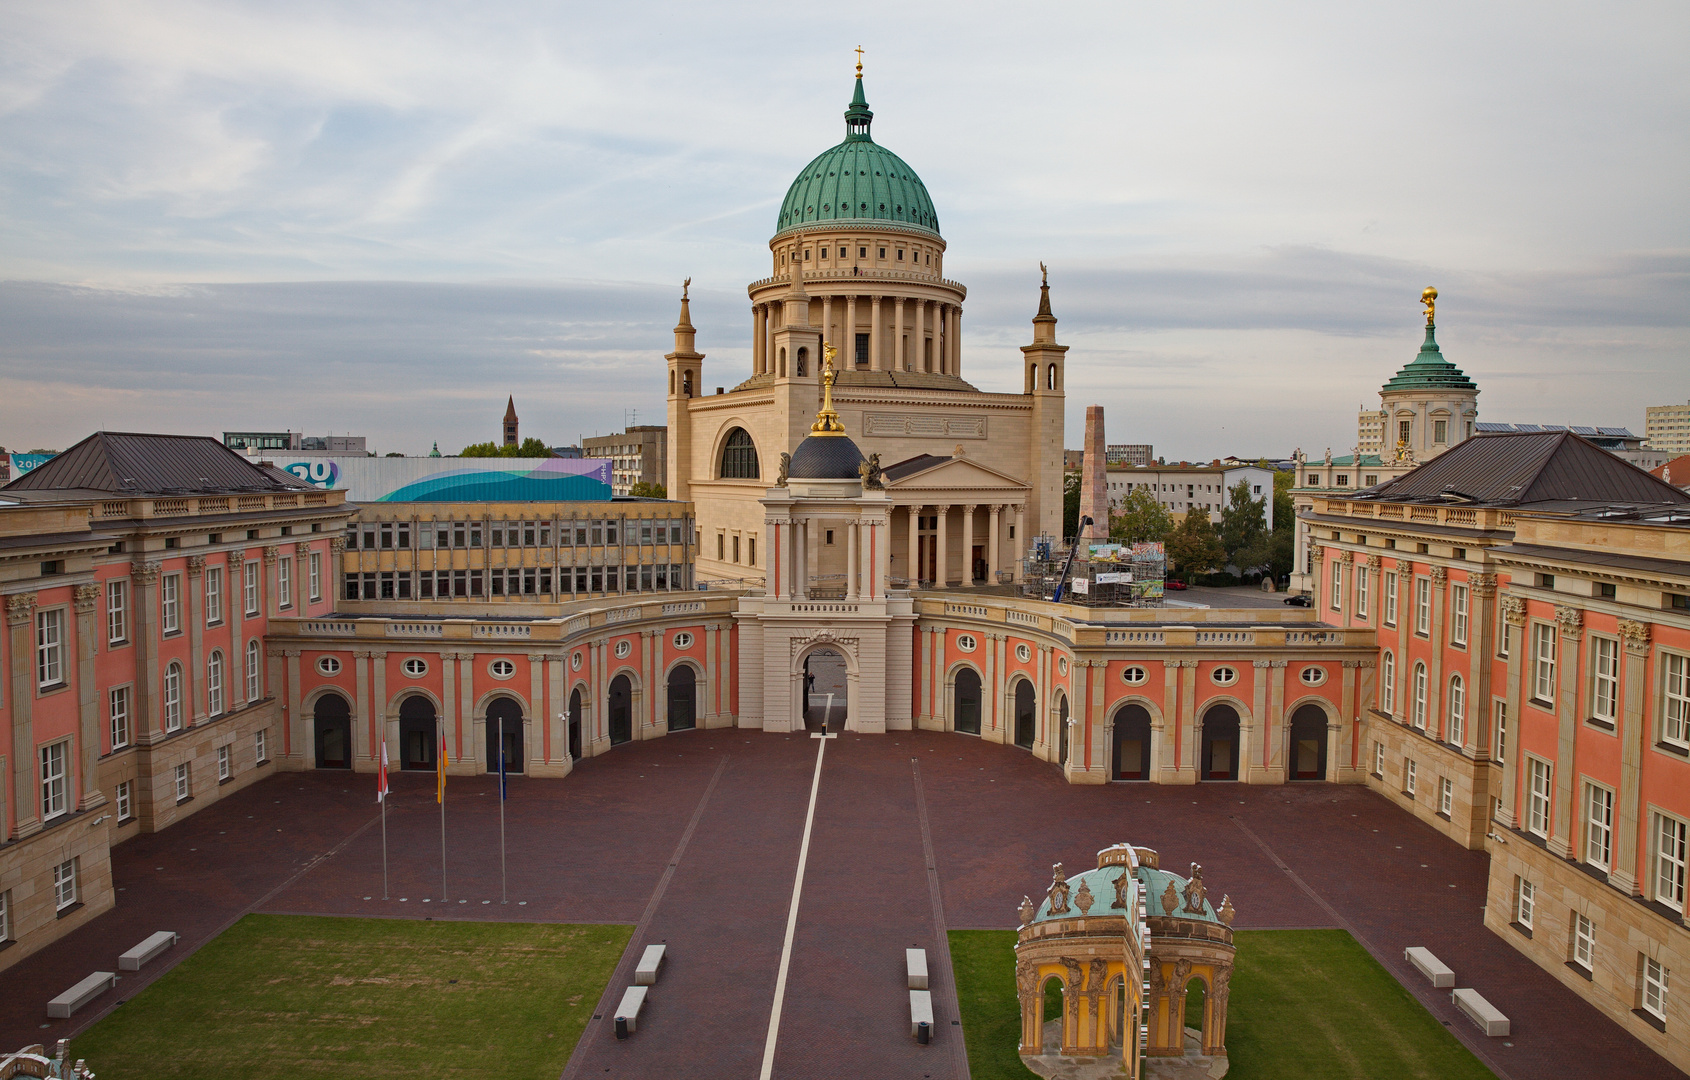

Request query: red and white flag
[{"left": 377, "top": 740, "right": 389, "bottom": 803}]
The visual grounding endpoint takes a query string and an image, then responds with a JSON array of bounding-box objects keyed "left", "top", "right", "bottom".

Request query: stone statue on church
[
  {"left": 777, "top": 452, "right": 791, "bottom": 487},
  {"left": 859, "top": 452, "right": 883, "bottom": 489}
]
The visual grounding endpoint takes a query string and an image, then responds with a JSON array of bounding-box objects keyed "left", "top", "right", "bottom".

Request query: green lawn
[
  {"left": 949, "top": 928, "right": 1498, "bottom": 1080},
  {"left": 72, "top": 914, "right": 632, "bottom": 1080}
]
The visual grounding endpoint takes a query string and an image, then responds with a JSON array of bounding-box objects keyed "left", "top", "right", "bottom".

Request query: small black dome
[{"left": 788, "top": 434, "right": 866, "bottom": 480}]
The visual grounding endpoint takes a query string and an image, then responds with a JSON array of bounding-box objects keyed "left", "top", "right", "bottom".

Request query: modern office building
[
  {"left": 1646, "top": 400, "right": 1690, "bottom": 455},
  {"left": 582, "top": 426, "right": 667, "bottom": 496}
]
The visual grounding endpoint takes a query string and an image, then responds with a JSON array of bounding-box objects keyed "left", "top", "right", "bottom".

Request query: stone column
[
  {"left": 951, "top": 305, "right": 962, "bottom": 379},
  {"left": 871, "top": 296, "right": 883, "bottom": 369},
  {"left": 1246, "top": 661, "right": 1269, "bottom": 784},
  {"left": 934, "top": 304, "right": 946, "bottom": 373},
  {"left": 822, "top": 296, "right": 833, "bottom": 353},
  {"left": 7, "top": 594, "right": 39, "bottom": 838},
  {"left": 1549, "top": 605, "right": 1583, "bottom": 858},
  {"left": 753, "top": 304, "right": 767, "bottom": 375},
  {"left": 935, "top": 505, "right": 949, "bottom": 588},
  {"left": 846, "top": 521, "right": 860, "bottom": 600},
  {"left": 846, "top": 295, "right": 857, "bottom": 363},
  {"left": 1268, "top": 660, "right": 1288, "bottom": 776},
  {"left": 1428, "top": 566, "right": 1446, "bottom": 738},
  {"left": 915, "top": 300, "right": 929, "bottom": 371},
  {"left": 187, "top": 555, "right": 206, "bottom": 723},
  {"left": 353, "top": 650, "right": 372, "bottom": 765},
  {"left": 228, "top": 553, "right": 247, "bottom": 707},
  {"left": 906, "top": 506, "right": 922, "bottom": 588},
  {"left": 961, "top": 504, "right": 975, "bottom": 584},
  {"left": 459, "top": 654, "right": 475, "bottom": 764},
  {"left": 1179, "top": 661, "right": 1200, "bottom": 778},
  {"left": 1468, "top": 572, "right": 1497, "bottom": 755},
  {"left": 765, "top": 305, "right": 777, "bottom": 374},
  {"left": 988, "top": 505, "right": 1002, "bottom": 584},
  {"left": 1610, "top": 618, "right": 1651, "bottom": 894},
  {"left": 893, "top": 297, "right": 905, "bottom": 370},
  {"left": 1497, "top": 596, "right": 1526, "bottom": 828},
  {"left": 372, "top": 649, "right": 388, "bottom": 762},
  {"left": 264, "top": 546, "right": 281, "bottom": 619},
  {"left": 440, "top": 649, "right": 457, "bottom": 766},
  {"left": 1012, "top": 505, "right": 1025, "bottom": 582}
]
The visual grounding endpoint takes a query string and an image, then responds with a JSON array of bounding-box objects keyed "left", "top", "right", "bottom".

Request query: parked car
[
  {"left": 1283, "top": 593, "right": 1312, "bottom": 607},
  {"left": 1165, "top": 580, "right": 1188, "bottom": 591}
]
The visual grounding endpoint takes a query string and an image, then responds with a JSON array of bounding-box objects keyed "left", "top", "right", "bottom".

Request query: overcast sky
[{"left": 2, "top": 1, "right": 1685, "bottom": 458}]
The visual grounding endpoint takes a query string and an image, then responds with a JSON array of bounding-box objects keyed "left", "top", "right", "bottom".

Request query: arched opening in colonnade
[
  {"left": 399, "top": 694, "right": 437, "bottom": 771},
  {"left": 485, "top": 696, "right": 524, "bottom": 774},
  {"left": 1056, "top": 692, "right": 1070, "bottom": 766},
  {"left": 803, "top": 649, "right": 847, "bottom": 732},
  {"left": 313, "top": 692, "right": 352, "bottom": 770},
  {"left": 1041, "top": 974, "right": 1065, "bottom": 1053},
  {"left": 608, "top": 675, "right": 633, "bottom": 745},
  {"left": 1289, "top": 703, "right": 1329, "bottom": 780},
  {"left": 567, "top": 687, "right": 584, "bottom": 760},
  {"left": 1111, "top": 703, "right": 1152, "bottom": 781},
  {"left": 953, "top": 667, "right": 982, "bottom": 736},
  {"left": 667, "top": 664, "right": 698, "bottom": 732},
  {"left": 1200, "top": 704, "right": 1240, "bottom": 782},
  {"left": 1013, "top": 679, "right": 1036, "bottom": 749}
]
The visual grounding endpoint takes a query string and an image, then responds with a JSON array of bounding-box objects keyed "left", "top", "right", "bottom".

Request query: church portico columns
[
  {"left": 906, "top": 505, "right": 922, "bottom": 588},
  {"left": 893, "top": 297, "right": 905, "bottom": 370},
  {"left": 951, "top": 306, "right": 962, "bottom": 379},
  {"left": 846, "top": 295, "right": 858, "bottom": 364},
  {"left": 1011, "top": 504, "right": 1025, "bottom": 582},
  {"left": 821, "top": 296, "right": 834, "bottom": 352},
  {"left": 987, "top": 504, "right": 1002, "bottom": 584},
  {"left": 935, "top": 504, "right": 949, "bottom": 588},
  {"left": 961, "top": 504, "right": 976, "bottom": 584},
  {"left": 871, "top": 296, "right": 883, "bottom": 370},
  {"left": 847, "top": 521, "right": 860, "bottom": 599},
  {"left": 753, "top": 304, "right": 767, "bottom": 374}
]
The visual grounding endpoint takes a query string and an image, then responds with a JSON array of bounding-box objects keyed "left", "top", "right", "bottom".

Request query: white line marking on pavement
[{"left": 757, "top": 735, "right": 829, "bottom": 1080}]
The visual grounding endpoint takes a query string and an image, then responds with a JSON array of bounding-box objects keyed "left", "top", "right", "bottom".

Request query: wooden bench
[
  {"left": 613, "top": 985, "right": 648, "bottom": 1039},
  {"left": 119, "top": 931, "right": 179, "bottom": 972},
  {"left": 908, "top": 989, "right": 934, "bottom": 1039},
  {"left": 1451, "top": 988, "right": 1510, "bottom": 1036},
  {"left": 47, "top": 972, "right": 116, "bottom": 1019},
  {"left": 634, "top": 944, "right": 666, "bottom": 986},
  {"left": 906, "top": 948, "right": 929, "bottom": 990},
  {"left": 1404, "top": 946, "right": 1453, "bottom": 988}
]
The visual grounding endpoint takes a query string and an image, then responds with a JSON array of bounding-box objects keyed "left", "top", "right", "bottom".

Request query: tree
[
  {"left": 1165, "top": 507, "right": 1225, "bottom": 581},
  {"left": 1063, "top": 470, "right": 1081, "bottom": 540},
  {"left": 1219, "top": 480, "right": 1269, "bottom": 573},
  {"left": 1109, "top": 487, "right": 1174, "bottom": 545},
  {"left": 627, "top": 481, "right": 667, "bottom": 499},
  {"left": 1266, "top": 469, "right": 1297, "bottom": 585},
  {"left": 458, "top": 437, "right": 552, "bottom": 458}
]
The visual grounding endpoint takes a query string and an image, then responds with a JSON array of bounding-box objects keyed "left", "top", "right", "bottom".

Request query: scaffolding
[{"left": 1020, "top": 537, "right": 1167, "bottom": 606}]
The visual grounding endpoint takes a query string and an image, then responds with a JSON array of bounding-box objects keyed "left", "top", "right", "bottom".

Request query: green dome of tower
[
  {"left": 774, "top": 76, "right": 941, "bottom": 239},
  {"left": 1381, "top": 322, "right": 1479, "bottom": 394}
]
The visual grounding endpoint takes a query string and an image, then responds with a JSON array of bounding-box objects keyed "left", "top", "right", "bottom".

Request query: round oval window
[
  {"left": 571, "top": 651, "right": 583, "bottom": 672},
  {"left": 490, "top": 659, "right": 515, "bottom": 679},
  {"left": 673, "top": 632, "right": 694, "bottom": 649},
  {"left": 316, "top": 656, "right": 341, "bottom": 676},
  {"left": 956, "top": 634, "right": 977, "bottom": 653},
  {"left": 1300, "top": 666, "right": 1326, "bottom": 686},
  {"left": 614, "top": 640, "right": 631, "bottom": 659},
  {"left": 402, "top": 658, "right": 427, "bottom": 677},
  {"left": 1015, "top": 643, "right": 1031, "bottom": 662},
  {"left": 1122, "top": 665, "right": 1147, "bottom": 686},
  {"left": 1211, "top": 666, "right": 1238, "bottom": 686}
]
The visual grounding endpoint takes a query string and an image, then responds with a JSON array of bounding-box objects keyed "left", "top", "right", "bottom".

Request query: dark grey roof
[
  {"left": 1489, "top": 542, "right": 1690, "bottom": 581},
  {"left": 1354, "top": 432, "right": 1690, "bottom": 509},
  {"left": 788, "top": 433, "right": 866, "bottom": 480},
  {"left": 2, "top": 432, "right": 314, "bottom": 496},
  {"left": 881, "top": 454, "right": 951, "bottom": 482}
]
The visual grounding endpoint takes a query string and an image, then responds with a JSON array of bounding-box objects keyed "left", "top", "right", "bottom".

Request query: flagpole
[
  {"left": 439, "top": 730, "right": 448, "bottom": 902},
  {"left": 381, "top": 743, "right": 389, "bottom": 900},
  {"left": 499, "top": 714, "right": 508, "bottom": 905}
]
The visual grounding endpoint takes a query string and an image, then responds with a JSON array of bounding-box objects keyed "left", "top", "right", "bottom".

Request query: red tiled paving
[{"left": 4, "top": 729, "right": 1682, "bottom": 1080}]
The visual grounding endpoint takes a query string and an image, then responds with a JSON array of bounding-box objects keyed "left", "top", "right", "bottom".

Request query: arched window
[
  {"left": 719, "top": 428, "right": 760, "bottom": 479},
  {"left": 1381, "top": 651, "right": 1395, "bottom": 714},
  {"left": 1412, "top": 662, "right": 1428, "bottom": 729},
  {"left": 795, "top": 347, "right": 807, "bottom": 377},
  {"left": 1047, "top": 363, "right": 1057, "bottom": 390},
  {"left": 164, "top": 662, "right": 183, "bottom": 732},
  {"left": 207, "top": 650, "right": 224, "bottom": 716},
  {"left": 1448, "top": 675, "right": 1466, "bottom": 745}
]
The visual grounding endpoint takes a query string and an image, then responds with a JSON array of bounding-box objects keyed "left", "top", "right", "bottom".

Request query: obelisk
[{"left": 1079, "top": 405, "right": 1107, "bottom": 542}]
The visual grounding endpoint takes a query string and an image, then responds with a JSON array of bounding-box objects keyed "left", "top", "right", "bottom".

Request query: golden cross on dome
[{"left": 855, "top": 46, "right": 864, "bottom": 77}]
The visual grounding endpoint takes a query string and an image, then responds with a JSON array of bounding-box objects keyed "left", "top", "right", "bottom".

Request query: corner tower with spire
[
  {"left": 665, "top": 278, "right": 704, "bottom": 500},
  {"left": 1378, "top": 287, "right": 1479, "bottom": 462}
]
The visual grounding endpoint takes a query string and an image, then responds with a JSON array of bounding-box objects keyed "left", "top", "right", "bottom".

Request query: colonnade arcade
[{"left": 751, "top": 291, "right": 961, "bottom": 377}]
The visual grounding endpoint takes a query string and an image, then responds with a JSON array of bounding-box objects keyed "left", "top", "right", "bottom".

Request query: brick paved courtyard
[{"left": 8, "top": 729, "right": 1682, "bottom": 1079}]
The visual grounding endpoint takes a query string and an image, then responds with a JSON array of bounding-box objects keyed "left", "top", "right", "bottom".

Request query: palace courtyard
[{"left": 4, "top": 730, "right": 1680, "bottom": 1079}]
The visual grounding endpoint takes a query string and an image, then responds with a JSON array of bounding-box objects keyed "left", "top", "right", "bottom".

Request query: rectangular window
[
  {"left": 109, "top": 686, "right": 131, "bottom": 749},
  {"left": 1439, "top": 777, "right": 1453, "bottom": 816},
  {"left": 1642, "top": 956, "right": 1670, "bottom": 1021},
  {"left": 1591, "top": 637, "right": 1619, "bottom": 725},
  {"left": 1384, "top": 572, "right": 1398, "bottom": 626},
  {"left": 40, "top": 741, "right": 68, "bottom": 820},
  {"left": 733, "top": 535, "right": 741, "bottom": 563},
  {"left": 36, "top": 608, "right": 64, "bottom": 688},
  {"left": 1330, "top": 559, "right": 1342, "bottom": 610},
  {"left": 310, "top": 552, "right": 323, "bottom": 601},
  {"left": 1434, "top": 418, "right": 1448, "bottom": 444},
  {"left": 1356, "top": 568, "right": 1369, "bottom": 619},
  {"left": 204, "top": 566, "right": 223, "bottom": 626},
  {"left": 116, "top": 779, "right": 133, "bottom": 822},
  {"left": 1414, "top": 577, "right": 1431, "bottom": 635},
  {"left": 1515, "top": 875, "right": 1535, "bottom": 929},
  {"left": 162, "top": 573, "right": 180, "bottom": 633},
  {"left": 207, "top": 653, "right": 224, "bottom": 716},
  {"left": 164, "top": 665, "right": 183, "bottom": 732},
  {"left": 174, "top": 762, "right": 191, "bottom": 802},
  {"left": 106, "top": 580, "right": 128, "bottom": 643},
  {"left": 218, "top": 744, "right": 231, "bottom": 782},
  {"left": 1656, "top": 813, "right": 1687, "bottom": 913},
  {"left": 1405, "top": 758, "right": 1418, "bottom": 796},
  {"left": 255, "top": 728, "right": 268, "bottom": 764},
  {"left": 1498, "top": 609, "right": 1512, "bottom": 658},
  {"left": 53, "top": 858, "right": 78, "bottom": 912},
  {"left": 1494, "top": 700, "right": 1507, "bottom": 763},
  {"left": 244, "top": 561, "right": 259, "bottom": 615},
  {"left": 1664, "top": 653, "right": 1690, "bottom": 748},
  {"left": 246, "top": 643, "right": 261, "bottom": 701},
  {"left": 278, "top": 557, "right": 293, "bottom": 608},
  {"left": 1528, "top": 758, "right": 1553, "bottom": 837},
  {"left": 1533, "top": 624, "right": 1558, "bottom": 703},
  {"left": 748, "top": 537, "right": 756, "bottom": 566},
  {"left": 0, "top": 889, "right": 9, "bottom": 941},
  {"left": 1451, "top": 584, "right": 1469, "bottom": 646},
  {"left": 1373, "top": 741, "right": 1384, "bottom": 777},
  {"left": 1382, "top": 652, "right": 1396, "bottom": 714},
  {"left": 1584, "top": 783, "right": 1613, "bottom": 870}
]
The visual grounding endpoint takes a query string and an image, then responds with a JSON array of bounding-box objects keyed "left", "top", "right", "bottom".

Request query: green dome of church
[{"left": 775, "top": 77, "right": 941, "bottom": 239}]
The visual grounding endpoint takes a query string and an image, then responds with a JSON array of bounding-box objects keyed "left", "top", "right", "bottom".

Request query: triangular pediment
[{"left": 883, "top": 455, "right": 1027, "bottom": 492}]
